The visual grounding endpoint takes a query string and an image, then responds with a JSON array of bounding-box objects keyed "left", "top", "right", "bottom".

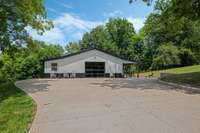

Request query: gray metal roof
[{"left": 44, "top": 48, "right": 136, "bottom": 64}]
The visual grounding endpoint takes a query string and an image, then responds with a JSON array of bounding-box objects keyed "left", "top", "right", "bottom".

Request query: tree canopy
[
  {"left": 0, "top": 0, "right": 52, "bottom": 52},
  {"left": 0, "top": 41, "right": 64, "bottom": 80},
  {"left": 67, "top": 18, "right": 138, "bottom": 60},
  {"left": 129, "top": 0, "right": 200, "bottom": 20},
  {"left": 66, "top": 2, "right": 200, "bottom": 71}
]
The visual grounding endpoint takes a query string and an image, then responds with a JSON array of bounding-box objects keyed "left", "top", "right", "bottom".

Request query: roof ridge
[{"left": 44, "top": 48, "right": 135, "bottom": 63}]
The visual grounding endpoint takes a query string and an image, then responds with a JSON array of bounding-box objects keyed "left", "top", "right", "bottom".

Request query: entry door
[{"left": 85, "top": 62, "right": 105, "bottom": 77}]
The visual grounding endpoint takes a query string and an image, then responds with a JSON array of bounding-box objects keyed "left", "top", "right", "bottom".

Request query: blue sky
[{"left": 31, "top": 0, "right": 154, "bottom": 46}]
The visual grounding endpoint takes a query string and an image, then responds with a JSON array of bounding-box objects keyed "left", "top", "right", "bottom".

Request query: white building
[{"left": 44, "top": 48, "right": 135, "bottom": 78}]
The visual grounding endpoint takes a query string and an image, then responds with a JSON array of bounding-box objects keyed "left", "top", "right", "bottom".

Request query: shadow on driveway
[
  {"left": 16, "top": 78, "right": 200, "bottom": 95},
  {"left": 91, "top": 78, "right": 200, "bottom": 95},
  {"left": 16, "top": 79, "right": 55, "bottom": 94}
]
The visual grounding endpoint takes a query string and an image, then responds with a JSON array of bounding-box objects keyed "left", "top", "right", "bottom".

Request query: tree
[
  {"left": 80, "top": 26, "right": 113, "bottom": 51},
  {"left": 126, "top": 34, "right": 145, "bottom": 68},
  {"left": 79, "top": 19, "right": 137, "bottom": 59},
  {"left": 106, "top": 18, "right": 136, "bottom": 49},
  {"left": 140, "top": 0, "right": 200, "bottom": 70},
  {"left": 151, "top": 43, "right": 181, "bottom": 70},
  {"left": 129, "top": 0, "right": 200, "bottom": 20},
  {"left": 0, "top": 41, "right": 64, "bottom": 80},
  {"left": 65, "top": 41, "right": 81, "bottom": 54},
  {"left": 105, "top": 18, "right": 136, "bottom": 59},
  {"left": 41, "top": 45, "right": 63, "bottom": 57},
  {"left": 0, "top": 0, "right": 52, "bottom": 52},
  {"left": 179, "top": 48, "right": 197, "bottom": 66}
]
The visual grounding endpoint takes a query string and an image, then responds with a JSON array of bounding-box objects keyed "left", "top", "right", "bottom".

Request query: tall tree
[
  {"left": 140, "top": 0, "right": 200, "bottom": 69},
  {"left": 78, "top": 18, "right": 137, "bottom": 59},
  {"left": 80, "top": 26, "right": 113, "bottom": 50},
  {"left": 0, "top": 40, "right": 64, "bottom": 80},
  {"left": 151, "top": 43, "right": 181, "bottom": 70},
  {"left": 65, "top": 41, "right": 81, "bottom": 54},
  {"left": 105, "top": 18, "right": 136, "bottom": 59},
  {"left": 106, "top": 18, "right": 136, "bottom": 49},
  {"left": 129, "top": 0, "right": 200, "bottom": 20},
  {"left": 0, "top": 0, "right": 52, "bottom": 52}
]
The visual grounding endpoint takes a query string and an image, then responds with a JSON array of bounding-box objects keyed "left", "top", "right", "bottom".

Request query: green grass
[
  {"left": 161, "top": 72, "right": 200, "bottom": 87},
  {"left": 140, "top": 65, "right": 200, "bottom": 87},
  {"left": 140, "top": 65, "right": 200, "bottom": 77},
  {"left": 0, "top": 80, "right": 36, "bottom": 133}
]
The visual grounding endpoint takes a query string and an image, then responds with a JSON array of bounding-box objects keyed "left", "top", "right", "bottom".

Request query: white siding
[{"left": 44, "top": 49, "right": 133, "bottom": 74}]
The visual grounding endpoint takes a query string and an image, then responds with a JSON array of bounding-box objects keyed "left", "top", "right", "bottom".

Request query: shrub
[
  {"left": 151, "top": 43, "right": 181, "bottom": 70},
  {"left": 179, "top": 48, "right": 197, "bottom": 66}
]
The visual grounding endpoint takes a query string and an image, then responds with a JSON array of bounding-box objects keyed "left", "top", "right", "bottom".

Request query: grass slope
[
  {"left": 141, "top": 65, "right": 200, "bottom": 87},
  {"left": 140, "top": 65, "right": 200, "bottom": 77},
  {"left": 0, "top": 80, "right": 36, "bottom": 133}
]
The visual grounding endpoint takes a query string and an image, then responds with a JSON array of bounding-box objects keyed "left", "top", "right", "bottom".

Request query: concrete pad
[{"left": 16, "top": 78, "right": 200, "bottom": 133}]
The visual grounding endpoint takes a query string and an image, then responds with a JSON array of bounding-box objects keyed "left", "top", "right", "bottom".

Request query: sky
[{"left": 31, "top": 0, "right": 154, "bottom": 46}]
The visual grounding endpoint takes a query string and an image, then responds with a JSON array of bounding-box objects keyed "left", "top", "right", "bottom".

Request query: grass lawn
[
  {"left": 140, "top": 65, "right": 200, "bottom": 88},
  {"left": 140, "top": 65, "right": 200, "bottom": 77},
  {"left": 0, "top": 79, "right": 36, "bottom": 133}
]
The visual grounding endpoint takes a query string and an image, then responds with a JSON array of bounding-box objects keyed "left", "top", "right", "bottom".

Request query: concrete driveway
[{"left": 16, "top": 78, "right": 200, "bottom": 133}]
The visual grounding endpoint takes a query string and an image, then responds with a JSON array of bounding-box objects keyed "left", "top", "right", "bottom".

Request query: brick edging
[{"left": 158, "top": 79, "right": 200, "bottom": 92}]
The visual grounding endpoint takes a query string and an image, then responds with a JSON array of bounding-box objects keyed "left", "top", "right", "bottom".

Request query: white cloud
[
  {"left": 56, "top": 1, "right": 73, "bottom": 9},
  {"left": 54, "top": 13, "right": 102, "bottom": 31},
  {"left": 46, "top": 7, "right": 58, "bottom": 13},
  {"left": 31, "top": 27, "right": 66, "bottom": 44},
  {"left": 62, "top": 4, "right": 73, "bottom": 9},
  {"left": 30, "top": 13, "right": 102, "bottom": 45},
  {"left": 103, "top": 11, "right": 145, "bottom": 32},
  {"left": 103, "top": 10, "right": 123, "bottom": 17},
  {"left": 30, "top": 11, "right": 145, "bottom": 45},
  {"left": 127, "top": 17, "right": 146, "bottom": 32}
]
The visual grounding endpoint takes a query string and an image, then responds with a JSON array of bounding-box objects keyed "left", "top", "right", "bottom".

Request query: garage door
[{"left": 85, "top": 62, "right": 105, "bottom": 77}]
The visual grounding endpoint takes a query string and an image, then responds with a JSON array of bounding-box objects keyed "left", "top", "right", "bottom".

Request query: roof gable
[{"left": 45, "top": 48, "right": 135, "bottom": 63}]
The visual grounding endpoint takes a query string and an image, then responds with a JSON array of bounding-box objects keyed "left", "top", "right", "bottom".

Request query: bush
[
  {"left": 124, "top": 65, "right": 137, "bottom": 75},
  {"left": 179, "top": 48, "right": 197, "bottom": 66},
  {"left": 151, "top": 43, "right": 181, "bottom": 70},
  {"left": 0, "top": 77, "right": 8, "bottom": 84},
  {"left": 0, "top": 41, "right": 64, "bottom": 81}
]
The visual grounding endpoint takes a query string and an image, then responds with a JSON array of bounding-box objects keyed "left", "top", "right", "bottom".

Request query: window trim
[{"left": 51, "top": 63, "right": 58, "bottom": 71}]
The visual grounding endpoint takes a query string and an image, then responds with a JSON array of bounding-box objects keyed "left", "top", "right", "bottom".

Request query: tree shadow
[
  {"left": 0, "top": 81, "right": 24, "bottom": 102},
  {"left": 91, "top": 78, "right": 200, "bottom": 95},
  {"left": 161, "top": 72, "right": 200, "bottom": 88},
  {"left": 16, "top": 79, "right": 54, "bottom": 94}
]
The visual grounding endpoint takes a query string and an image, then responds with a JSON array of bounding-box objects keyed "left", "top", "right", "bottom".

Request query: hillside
[{"left": 140, "top": 65, "right": 200, "bottom": 88}]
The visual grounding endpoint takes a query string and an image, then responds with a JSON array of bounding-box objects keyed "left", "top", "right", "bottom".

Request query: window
[{"left": 51, "top": 63, "right": 57, "bottom": 71}]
